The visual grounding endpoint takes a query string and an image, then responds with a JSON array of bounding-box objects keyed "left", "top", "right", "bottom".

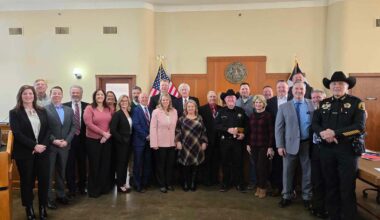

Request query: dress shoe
[
  {"left": 258, "top": 188, "right": 267, "bottom": 199},
  {"left": 219, "top": 185, "right": 228, "bottom": 192},
  {"left": 255, "top": 188, "right": 261, "bottom": 197},
  {"left": 236, "top": 185, "right": 247, "bottom": 193},
  {"left": 67, "top": 192, "right": 76, "bottom": 200},
  {"left": 182, "top": 182, "right": 189, "bottom": 192},
  {"left": 278, "top": 198, "right": 292, "bottom": 208},
  {"left": 159, "top": 187, "right": 167, "bottom": 193},
  {"left": 56, "top": 197, "right": 69, "bottom": 205},
  {"left": 166, "top": 186, "right": 175, "bottom": 191},
  {"left": 25, "top": 206, "right": 36, "bottom": 220},
  {"left": 47, "top": 201, "right": 57, "bottom": 210},
  {"left": 39, "top": 206, "right": 48, "bottom": 220},
  {"left": 310, "top": 209, "right": 329, "bottom": 219},
  {"left": 136, "top": 187, "right": 146, "bottom": 193},
  {"left": 303, "top": 200, "right": 311, "bottom": 210},
  {"left": 78, "top": 188, "right": 87, "bottom": 195}
]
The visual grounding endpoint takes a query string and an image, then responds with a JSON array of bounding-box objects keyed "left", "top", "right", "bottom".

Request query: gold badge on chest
[
  {"left": 321, "top": 102, "right": 331, "bottom": 110},
  {"left": 343, "top": 103, "right": 351, "bottom": 109}
]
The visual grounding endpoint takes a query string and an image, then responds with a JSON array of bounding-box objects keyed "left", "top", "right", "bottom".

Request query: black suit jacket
[
  {"left": 266, "top": 96, "right": 292, "bottom": 120},
  {"left": 173, "top": 96, "right": 200, "bottom": 117},
  {"left": 63, "top": 101, "right": 89, "bottom": 138},
  {"left": 148, "top": 94, "right": 178, "bottom": 112},
  {"left": 9, "top": 108, "right": 50, "bottom": 160},
  {"left": 198, "top": 104, "right": 221, "bottom": 147},
  {"left": 110, "top": 110, "right": 132, "bottom": 145}
]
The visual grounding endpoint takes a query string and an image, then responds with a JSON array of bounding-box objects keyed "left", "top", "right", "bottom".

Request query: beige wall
[
  {"left": 1, "top": 2, "right": 380, "bottom": 120},
  {"left": 155, "top": 7, "right": 327, "bottom": 89},
  {"left": 0, "top": 8, "right": 155, "bottom": 120}
]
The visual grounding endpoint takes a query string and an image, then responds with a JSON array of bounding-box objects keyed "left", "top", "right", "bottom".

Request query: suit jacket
[
  {"left": 173, "top": 96, "right": 200, "bottom": 117},
  {"left": 148, "top": 94, "right": 177, "bottom": 112},
  {"left": 288, "top": 83, "right": 314, "bottom": 100},
  {"left": 132, "top": 105, "right": 150, "bottom": 147},
  {"left": 110, "top": 110, "right": 132, "bottom": 145},
  {"left": 9, "top": 108, "right": 50, "bottom": 160},
  {"left": 63, "top": 101, "right": 89, "bottom": 138},
  {"left": 45, "top": 103, "right": 76, "bottom": 150},
  {"left": 266, "top": 96, "right": 292, "bottom": 120},
  {"left": 275, "top": 99, "right": 314, "bottom": 155},
  {"left": 198, "top": 104, "right": 221, "bottom": 147}
]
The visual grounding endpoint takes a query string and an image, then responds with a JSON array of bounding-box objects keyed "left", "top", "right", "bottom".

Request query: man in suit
[
  {"left": 131, "top": 86, "right": 141, "bottom": 111},
  {"left": 148, "top": 79, "right": 177, "bottom": 111},
  {"left": 199, "top": 91, "right": 221, "bottom": 186},
  {"left": 288, "top": 72, "right": 314, "bottom": 99},
  {"left": 266, "top": 80, "right": 290, "bottom": 196},
  {"left": 275, "top": 81, "right": 314, "bottom": 208},
  {"left": 64, "top": 85, "right": 89, "bottom": 197},
  {"left": 132, "top": 92, "right": 152, "bottom": 192},
  {"left": 45, "top": 86, "right": 76, "bottom": 209},
  {"left": 173, "top": 83, "right": 200, "bottom": 117},
  {"left": 34, "top": 79, "right": 51, "bottom": 107}
]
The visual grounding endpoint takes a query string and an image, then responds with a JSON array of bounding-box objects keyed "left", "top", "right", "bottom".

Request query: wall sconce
[{"left": 73, "top": 68, "right": 82, "bottom": 79}]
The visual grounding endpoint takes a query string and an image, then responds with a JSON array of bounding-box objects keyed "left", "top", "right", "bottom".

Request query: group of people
[{"left": 10, "top": 70, "right": 366, "bottom": 220}]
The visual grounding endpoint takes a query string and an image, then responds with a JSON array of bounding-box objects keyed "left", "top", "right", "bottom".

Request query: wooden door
[
  {"left": 350, "top": 73, "right": 380, "bottom": 151},
  {"left": 96, "top": 75, "right": 136, "bottom": 99}
]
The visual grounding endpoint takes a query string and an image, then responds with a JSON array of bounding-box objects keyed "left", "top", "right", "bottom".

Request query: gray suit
[
  {"left": 275, "top": 99, "right": 314, "bottom": 200},
  {"left": 45, "top": 103, "right": 75, "bottom": 199}
]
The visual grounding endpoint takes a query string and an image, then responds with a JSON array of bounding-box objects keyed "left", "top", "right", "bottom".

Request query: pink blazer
[{"left": 150, "top": 108, "right": 178, "bottom": 148}]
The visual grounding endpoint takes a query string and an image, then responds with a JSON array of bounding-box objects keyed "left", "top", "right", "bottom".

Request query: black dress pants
[
  {"left": 16, "top": 155, "right": 50, "bottom": 207},
  {"left": 86, "top": 138, "right": 112, "bottom": 197},
  {"left": 155, "top": 147, "right": 176, "bottom": 188},
  {"left": 115, "top": 141, "right": 132, "bottom": 188},
  {"left": 220, "top": 139, "right": 243, "bottom": 187},
  {"left": 66, "top": 134, "right": 87, "bottom": 193},
  {"left": 311, "top": 144, "right": 326, "bottom": 212},
  {"left": 270, "top": 149, "right": 283, "bottom": 191},
  {"left": 199, "top": 140, "right": 220, "bottom": 185},
  {"left": 252, "top": 147, "right": 271, "bottom": 189},
  {"left": 320, "top": 144, "right": 358, "bottom": 220}
]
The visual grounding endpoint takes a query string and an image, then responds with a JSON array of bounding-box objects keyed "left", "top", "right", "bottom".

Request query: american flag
[{"left": 149, "top": 63, "right": 179, "bottom": 99}]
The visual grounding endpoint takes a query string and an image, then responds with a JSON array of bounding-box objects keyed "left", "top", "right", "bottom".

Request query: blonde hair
[
  {"left": 117, "top": 94, "right": 131, "bottom": 112},
  {"left": 253, "top": 95, "right": 267, "bottom": 108},
  {"left": 183, "top": 99, "right": 198, "bottom": 116},
  {"left": 158, "top": 93, "right": 174, "bottom": 112}
]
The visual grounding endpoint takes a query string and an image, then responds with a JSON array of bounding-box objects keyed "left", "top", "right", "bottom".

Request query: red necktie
[
  {"left": 74, "top": 102, "right": 80, "bottom": 135},
  {"left": 143, "top": 107, "right": 150, "bottom": 126}
]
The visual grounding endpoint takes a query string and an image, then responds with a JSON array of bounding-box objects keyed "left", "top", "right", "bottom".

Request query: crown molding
[{"left": 0, "top": 0, "right": 340, "bottom": 12}]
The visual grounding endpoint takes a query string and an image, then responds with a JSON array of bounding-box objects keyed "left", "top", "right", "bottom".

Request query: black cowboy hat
[
  {"left": 220, "top": 89, "right": 240, "bottom": 100},
  {"left": 323, "top": 71, "right": 356, "bottom": 89}
]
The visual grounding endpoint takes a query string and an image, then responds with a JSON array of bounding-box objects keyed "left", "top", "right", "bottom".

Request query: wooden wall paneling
[
  {"left": 350, "top": 73, "right": 380, "bottom": 151},
  {"left": 263, "top": 73, "right": 290, "bottom": 96},
  {"left": 171, "top": 74, "right": 208, "bottom": 105}
]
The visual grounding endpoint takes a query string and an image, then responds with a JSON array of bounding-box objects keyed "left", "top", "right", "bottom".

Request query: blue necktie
[{"left": 295, "top": 102, "right": 301, "bottom": 127}]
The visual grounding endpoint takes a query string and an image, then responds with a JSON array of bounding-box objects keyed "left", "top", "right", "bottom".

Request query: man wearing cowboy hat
[
  {"left": 215, "top": 89, "right": 248, "bottom": 192},
  {"left": 312, "top": 71, "right": 366, "bottom": 220}
]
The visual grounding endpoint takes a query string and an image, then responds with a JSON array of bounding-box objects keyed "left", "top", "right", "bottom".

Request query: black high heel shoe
[
  {"left": 26, "top": 206, "right": 36, "bottom": 220},
  {"left": 39, "top": 205, "right": 48, "bottom": 220}
]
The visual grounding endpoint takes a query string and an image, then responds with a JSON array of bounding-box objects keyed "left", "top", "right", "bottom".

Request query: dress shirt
[
  {"left": 277, "top": 96, "right": 288, "bottom": 107},
  {"left": 293, "top": 99, "right": 311, "bottom": 140},
  {"left": 55, "top": 104, "right": 65, "bottom": 124}
]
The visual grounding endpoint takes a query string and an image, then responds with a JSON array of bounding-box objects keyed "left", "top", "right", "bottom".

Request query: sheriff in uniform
[
  {"left": 215, "top": 89, "right": 248, "bottom": 192},
  {"left": 312, "top": 71, "right": 366, "bottom": 220}
]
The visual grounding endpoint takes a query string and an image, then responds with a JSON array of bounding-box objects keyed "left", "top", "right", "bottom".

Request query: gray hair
[
  {"left": 178, "top": 83, "right": 190, "bottom": 92},
  {"left": 292, "top": 80, "right": 306, "bottom": 90},
  {"left": 312, "top": 89, "right": 326, "bottom": 97},
  {"left": 70, "top": 85, "right": 83, "bottom": 93}
]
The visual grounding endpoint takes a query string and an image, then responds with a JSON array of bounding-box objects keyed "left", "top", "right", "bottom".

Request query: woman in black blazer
[
  {"left": 9, "top": 85, "right": 50, "bottom": 220},
  {"left": 110, "top": 94, "right": 133, "bottom": 193}
]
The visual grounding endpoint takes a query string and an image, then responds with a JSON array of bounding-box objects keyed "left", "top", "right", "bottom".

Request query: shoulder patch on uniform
[{"left": 358, "top": 102, "right": 365, "bottom": 110}]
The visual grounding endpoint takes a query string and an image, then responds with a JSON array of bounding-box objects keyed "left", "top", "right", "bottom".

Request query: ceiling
[{"left": 0, "top": 0, "right": 329, "bottom": 11}]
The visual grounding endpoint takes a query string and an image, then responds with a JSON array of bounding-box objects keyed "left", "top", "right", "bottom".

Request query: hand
[
  {"left": 278, "top": 148, "right": 286, "bottom": 157},
  {"left": 100, "top": 137, "right": 107, "bottom": 144},
  {"left": 267, "top": 148, "right": 275, "bottom": 159},
  {"left": 176, "top": 142, "right": 182, "bottom": 150},
  {"left": 103, "top": 132, "right": 111, "bottom": 139},
  {"left": 227, "top": 127, "right": 238, "bottom": 135},
  {"left": 236, "top": 133, "right": 245, "bottom": 140},
  {"left": 53, "top": 139, "right": 63, "bottom": 146},
  {"left": 34, "top": 144, "right": 46, "bottom": 153},
  {"left": 146, "top": 135, "right": 150, "bottom": 141},
  {"left": 320, "top": 129, "right": 335, "bottom": 140},
  {"left": 60, "top": 140, "right": 68, "bottom": 147},
  {"left": 246, "top": 145, "right": 251, "bottom": 155},
  {"left": 201, "top": 143, "right": 207, "bottom": 151},
  {"left": 152, "top": 146, "right": 159, "bottom": 150}
]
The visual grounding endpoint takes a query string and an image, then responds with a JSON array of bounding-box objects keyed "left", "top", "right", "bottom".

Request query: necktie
[
  {"left": 295, "top": 102, "right": 301, "bottom": 128},
  {"left": 143, "top": 107, "right": 150, "bottom": 126},
  {"left": 74, "top": 102, "right": 81, "bottom": 135},
  {"left": 183, "top": 98, "right": 188, "bottom": 110},
  {"left": 211, "top": 105, "right": 217, "bottom": 118}
]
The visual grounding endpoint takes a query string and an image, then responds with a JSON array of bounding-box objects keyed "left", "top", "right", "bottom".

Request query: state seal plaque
[{"left": 224, "top": 62, "right": 248, "bottom": 84}]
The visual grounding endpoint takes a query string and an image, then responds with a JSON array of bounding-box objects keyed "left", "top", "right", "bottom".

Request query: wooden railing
[{"left": 0, "top": 131, "right": 14, "bottom": 220}]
